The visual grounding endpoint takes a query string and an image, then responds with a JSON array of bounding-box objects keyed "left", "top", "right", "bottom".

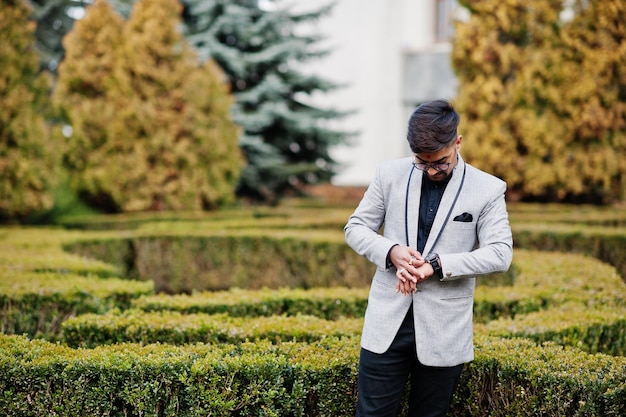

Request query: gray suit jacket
[{"left": 344, "top": 155, "right": 513, "bottom": 366}]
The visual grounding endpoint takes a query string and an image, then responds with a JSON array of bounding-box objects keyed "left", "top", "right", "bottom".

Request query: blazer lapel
[
  {"left": 422, "top": 156, "right": 467, "bottom": 256},
  {"left": 406, "top": 165, "right": 422, "bottom": 248}
]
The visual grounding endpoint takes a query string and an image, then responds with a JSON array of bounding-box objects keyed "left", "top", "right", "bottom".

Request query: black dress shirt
[
  {"left": 417, "top": 174, "right": 451, "bottom": 253},
  {"left": 385, "top": 170, "right": 453, "bottom": 269}
]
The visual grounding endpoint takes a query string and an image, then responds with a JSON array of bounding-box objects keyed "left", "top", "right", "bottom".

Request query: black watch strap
[{"left": 426, "top": 253, "right": 443, "bottom": 280}]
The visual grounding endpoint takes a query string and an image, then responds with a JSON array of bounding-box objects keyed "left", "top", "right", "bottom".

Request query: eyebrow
[{"left": 415, "top": 155, "right": 449, "bottom": 164}]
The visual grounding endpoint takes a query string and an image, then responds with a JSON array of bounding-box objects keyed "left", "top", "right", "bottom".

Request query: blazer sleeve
[
  {"left": 344, "top": 164, "right": 399, "bottom": 271},
  {"left": 438, "top": 179, "right": 513, "bottom": 280}
]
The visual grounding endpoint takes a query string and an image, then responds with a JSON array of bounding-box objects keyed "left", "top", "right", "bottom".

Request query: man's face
[{"left": 413, "top": 136, "right": 462, "bottom": 182}]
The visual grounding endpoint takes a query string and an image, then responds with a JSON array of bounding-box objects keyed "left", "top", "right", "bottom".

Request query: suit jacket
[{"left": 344, "top": 155, "right": 513, "bottom": 367}]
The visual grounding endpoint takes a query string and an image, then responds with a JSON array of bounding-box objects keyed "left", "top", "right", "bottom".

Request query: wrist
[
  {"left": 386, "top": 244, "right": 399, "bottom": 269},
  {"left": 425, "top": 253, "right": 443, "bottom": 280}
]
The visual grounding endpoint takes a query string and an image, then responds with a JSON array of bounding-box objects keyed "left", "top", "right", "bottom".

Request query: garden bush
[
  {"left": 0, "top": 202, "right": 625, "bottom": 416},
  {"left": 62, "top": 309, "right": 362, "bottom": 348},
  {"left": 133, "top": 286, "right": 370, "bottom": 319},
  {"left": 1, "top": 334, "right": 624, "bottom": 416}
]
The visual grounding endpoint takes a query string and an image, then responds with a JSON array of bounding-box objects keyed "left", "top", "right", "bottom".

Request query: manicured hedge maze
[{"left": 1, "top": 204, "right": 625, "bottom": 416}]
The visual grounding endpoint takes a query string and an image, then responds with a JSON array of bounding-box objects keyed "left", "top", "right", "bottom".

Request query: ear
[{"left": 456, "top": 135, "right": 463, "bottom": 151}]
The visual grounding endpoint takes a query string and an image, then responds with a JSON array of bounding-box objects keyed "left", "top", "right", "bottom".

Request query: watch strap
[{"left": 426, "top": 253, "right": 443, "bottom": 280}]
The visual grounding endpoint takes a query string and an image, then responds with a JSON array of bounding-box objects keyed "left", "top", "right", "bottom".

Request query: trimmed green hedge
[
  {"left": 454, "top": 335, "right": 626, "bottom": 417},
  {"left": 0, "top": 334, "right": 359, "bottom": 417},
  {"left": 473, "top": 250, "right": 626, "bottom": 323},
  {"left": 1, "top": 334, "right": 624, "bottom": 416},
  {"left": 0, "top": 271, "right": 152, "bottom": 340},
  {"left": 63, "top": 234, "right": 373, "bottom": 293},
  {"left": 476, "top": 303, "right": 626, "bottom": 356},
  {"left": 62, "top": 309, "right": 362, "bottom": 348},
  {"left": 0, "top": 228, "right": 153, "bottom": 339},
  {"left": 128, "top": 250, "right": 624, "bottom": 325},
  {"left": 513, "top": 222, "right": 626, "bottom": 284},
  {"left": 133, "top": 286, "right": 369, "bottom": 319},
  {"left": 2, "top": 203, "right": 626, "bottom": 416}
]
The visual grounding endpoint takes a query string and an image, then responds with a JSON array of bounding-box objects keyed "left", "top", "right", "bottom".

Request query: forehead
[{"left": 414, "top": 147, "right": 454, "bottom": 162}]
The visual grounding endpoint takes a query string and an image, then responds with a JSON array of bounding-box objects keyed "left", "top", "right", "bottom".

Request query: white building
[{"left": 295, "top": 0, "right": 461, "bottom": 186}]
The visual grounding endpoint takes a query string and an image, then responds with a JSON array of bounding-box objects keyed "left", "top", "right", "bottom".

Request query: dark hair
[{"left": 406, "top": 100, "right": 460, "bottom": 153}]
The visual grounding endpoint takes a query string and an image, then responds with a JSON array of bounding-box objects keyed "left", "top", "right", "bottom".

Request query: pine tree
[
  {"left": 182, "top": 0, "right": 348, "bottom": 202},
  {"left": 0, "top": 0, "right": 58, "bottom": 221},
  {"left": 28, "top": 0, "right": 78, "bottom": 72},
  {"left": 55, "top": 0, "right": 242, "bottom": 212},
  {"left": 452, "top": 0, "right": 626, "bottom": 203},
  {"left": 33, "top": 0, "right": 347, "bottom": 203}
]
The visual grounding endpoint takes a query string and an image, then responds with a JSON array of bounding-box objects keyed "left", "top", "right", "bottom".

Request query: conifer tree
[
  {"left": 452, "top": 0, "right": 626, "bottom": 203},
  {"left": 34, "top": 0, "right": 346, "bottom": 203},
  {"left": 0, "top": 0, "right": 57, "bottom": 221},
  {"left": 183, "top": 0, "right": 347, "bottom": 202},
  {"left": 55, "top": 0, "right": 242, "bottom": 212},
  {"left": 53, "top": 0, "right": 127, "bottom": 210}
]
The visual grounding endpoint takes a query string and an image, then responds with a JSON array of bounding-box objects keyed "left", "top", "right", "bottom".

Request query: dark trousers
[{"left": 356, "top": 307, "right": 464, "bottom": 417}]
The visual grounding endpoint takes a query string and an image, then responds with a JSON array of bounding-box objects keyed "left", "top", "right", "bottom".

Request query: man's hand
[{"left": 390, "top": 245, "right": 428, "bottom": 295}]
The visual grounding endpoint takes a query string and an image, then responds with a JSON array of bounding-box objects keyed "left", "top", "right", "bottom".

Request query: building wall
[{"left": 294, "top": 0, "right": 459, "bottom": 186}]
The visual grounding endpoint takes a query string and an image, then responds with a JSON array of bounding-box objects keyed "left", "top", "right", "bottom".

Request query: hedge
[
  {"left": 476, "top": 303, "right": 626, "bottom": 356},
  {"left": 473, "top": 250, "right": 626, "bottom": 323},
  {"left": 512, "top": 222, "right": 626, "bottom": 284},
  {"left": 132, "top": 286, "right": 370, "bottom": 319},
  {"left": 128, "top": 250, "right": 624, "bottom": 324},
  {"left": 0, "top": 271, "right": 152, "bottom": 340},
  {"left": 63, "top": 233, "right": 373, "bottom": 293},
  {"left": 2, "top": 202, "right": 626, "bottom": 416},
  {"left": 0, "top": 228, "right": 153, "bottom": 339},
  {"left": 62, "top": 309, "right": 363, "bottom": 348},
  {"left": 1, "top": 334, "right": 624, "bottom": 416}
]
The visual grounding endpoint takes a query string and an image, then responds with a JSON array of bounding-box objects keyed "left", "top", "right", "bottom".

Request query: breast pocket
[{"left": 437, "top": 221, "right": 477, "bottom": 250}]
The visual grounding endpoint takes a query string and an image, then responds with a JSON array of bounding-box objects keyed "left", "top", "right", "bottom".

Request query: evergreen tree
[
  {"left": 32, "top": 0, "right": 347, "bottom": 203},
  {"left": 554, "top": 0, "right": 626, "bottom": 201},
  {"left": 182, "top": 0, "right": 348, "bottom": 202},
  {"left": 55, "top": 0, "right": 242, "bottom": 212},
  {"left": 0, "top": 0, "right": 58, "bottom": 221},
  {"left": 452, "top": 0, "right": 626, "bottom": 203},
  {"left": 27, "top": 0, "right": 80, "bottom": 72}
]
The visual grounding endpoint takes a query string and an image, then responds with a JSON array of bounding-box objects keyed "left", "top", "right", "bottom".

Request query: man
[{"left": 344, "top": 100, "right": 513, "bottom": 417}]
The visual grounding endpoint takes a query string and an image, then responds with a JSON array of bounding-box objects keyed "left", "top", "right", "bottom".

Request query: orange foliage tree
[
  {"left": 452, "top": 0, "right": 626, "bottom": 203},
  {"left": 54, "top": 0, "right": 242, "bottom": 212}
]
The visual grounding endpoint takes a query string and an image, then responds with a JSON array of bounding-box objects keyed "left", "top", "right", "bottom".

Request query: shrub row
[
  {"left": 476, "top": 302, "right": 626, "bottom": 356},
  {"left": 58, "top": 202, "right": 626, "bottom": 230},
  {"left": 455, "top": 335, "right": 626, "bottom": 417},
  {"left": 473, "top": 250, "right": 626, "bottom": 322},
  {"left": 63, "top": 302, "right": 626, "bottom": 360},
  {"left": 63, "top": 233, "right": 373, "bottom": 293},
  {"left": 513, "top": 222, "right": 626, "bottom": 283},
  {"left": 507, "top": 202, "right": 626, "bottom": 227},
  {"left": 2, "top": 205, "right": 626, "bottom": 416},
  {"left": 133, "top": 286, "right": 370, "bottom": 319},
  {"left": 0, "top": 229, "right": 153, "bottom": 339},
  {"left": 0, "top": 271, "right": 153, "bottom": 340},
  {"left": 1, "top": 333, "right": 624, "bottom": 416},
  {"left": 128, "top": 250, "right": 624, "bottom": 324},
  {"left": 0, "top": 333, "right": 359, "bottom": 417},
  {"left": 59, "top": 205, "right": 353, "bottom": 231},
  {"left": 62, "top": 221, "right": 626, "bottom": 297},
  {"left": 62, "top": 309, "right": 363, "bottom": 348}
]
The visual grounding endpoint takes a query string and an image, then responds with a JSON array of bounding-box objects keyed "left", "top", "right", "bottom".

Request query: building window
[{"left": 435, "top": 0, "right": 457, "bottom": 43}]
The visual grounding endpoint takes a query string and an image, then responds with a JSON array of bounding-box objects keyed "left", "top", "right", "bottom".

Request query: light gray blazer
[{"left": 344, "top": 155, "right": 513, "bottom": 367}]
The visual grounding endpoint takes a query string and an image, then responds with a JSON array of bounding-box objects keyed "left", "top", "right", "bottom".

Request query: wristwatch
[{"left": 425, "top": 253, "right": 443, "bottom": 280}]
